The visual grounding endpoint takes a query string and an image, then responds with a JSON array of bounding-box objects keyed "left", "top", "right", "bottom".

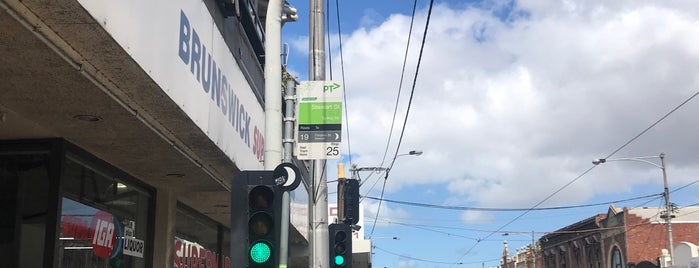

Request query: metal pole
[
  {"left": 279, "top": 79, "right": 296, "bottom": 268},
  {"left": 262, "top": 0, "right": 285, "bottom": 266},
  {"left": 309, "top": 0, "right": 328, "bottom": 266},
  {"left": 531, "top": 231, "right": 536, "bottom": 268},
  {"left": 660, "top": 153, "right": 675, "bottom": 266}
]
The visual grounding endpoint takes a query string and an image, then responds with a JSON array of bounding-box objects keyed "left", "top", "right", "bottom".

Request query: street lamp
[
  {"left": 351, "top": 149, "right": 424, "bottom": 179},
  {"left": 398, "top": 150, "right": 423, "bottom": 157},
  {"left": 592, "top": 153, "right": 674, "bottom": 265}
]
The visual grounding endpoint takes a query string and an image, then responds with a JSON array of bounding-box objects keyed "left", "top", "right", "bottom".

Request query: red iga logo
[{"left": 90, "top": 210, "right": 116, "bottom": 259}]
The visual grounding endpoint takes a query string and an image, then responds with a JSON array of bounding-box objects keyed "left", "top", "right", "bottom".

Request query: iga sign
[
  {"left": 62, "top": 210, "right": 124, "bottom": 260},
  {"left": 90, "top": 211, "right": 117, "bottom": 258}
]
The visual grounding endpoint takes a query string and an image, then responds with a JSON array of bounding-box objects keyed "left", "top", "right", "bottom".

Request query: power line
[
  {"left": 370, "top": 0, "right": 436, "bottom": 237},
  {"left": 363, "top": 193, "right": 662, "bottom": 211},
  {"left": 359, "top": 0, "right": 419, "bottom": 204},
  {"left": 375, "top": 0, "right": 419, "bottom": 171},
  {"left": 450, "top": 89, "right": 699, "bottom": 266},
  {"left": 333, "top": 0, "right": 352, "bottom": 163},
  {"left": 374, "top": 246, "right": 465, "bottom": 265},
  {"left": 326, "top": 0, "right": 353, "bottom": 163}
]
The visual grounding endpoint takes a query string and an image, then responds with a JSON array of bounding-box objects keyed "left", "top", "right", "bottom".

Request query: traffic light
[
  {"left": 341, "top": 179, "right": 360, "bottom": 225},
  {"left": 231, "top": 171, "right": 280, "bottom": 267},
  {"left": 248, "top": 184, "right": 276, "bottom": 266},
  {"left": 231, "top": 165, "right": 301, "bottom": 267},
  {"left": 329, "top": 223, "right": 352, "bottom": 267}
]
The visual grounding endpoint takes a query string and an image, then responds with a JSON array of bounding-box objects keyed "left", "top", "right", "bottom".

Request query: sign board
[
  {"left": 123, "top": 237, "right": 145, "bottom": 258},
  {"left": 295, "top": 81, "right": 343, "bottom": 159},
  {"left": 76, "top": 0, "right": 265, "bottom": 169}
]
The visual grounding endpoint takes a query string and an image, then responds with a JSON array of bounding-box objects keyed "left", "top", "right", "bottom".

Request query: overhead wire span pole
[
  {"left": 592, "top": 153, "right": 674, "bottom": 266},
  {"left": 309, "top": 0, "right": 328, "bottom": 266}
]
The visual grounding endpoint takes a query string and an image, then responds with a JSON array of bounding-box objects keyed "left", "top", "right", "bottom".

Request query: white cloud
[
  {"left": 330, "top": 1, "right": 699, "bottom": 208},
  {"left": 363, "top": 200, "right": 411, "bottom": 227},
  {"left": 461, "top": 210, "right": 495, "bottom": 225}
]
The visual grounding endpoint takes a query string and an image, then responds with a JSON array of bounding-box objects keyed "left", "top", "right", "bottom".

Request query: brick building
[
  {"left": 537, "top": 205, "right": 699, "bottom": 268},
  {"left": 538, "top": 214, "right": 606, "bottom": 268}
]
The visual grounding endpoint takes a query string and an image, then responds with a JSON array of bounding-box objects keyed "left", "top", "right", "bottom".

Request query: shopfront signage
[
  {"left": 174, "top": 238, "right": 231, "bottom": 268},
  {"left": 123, "top": 236, "right": 145, "bottom": 258},
  {"left": 76, "top": 0, "right": 266, "bottom": 169},
  {"left": 90, "top": 211, "right": 118, "bottom": 259}
]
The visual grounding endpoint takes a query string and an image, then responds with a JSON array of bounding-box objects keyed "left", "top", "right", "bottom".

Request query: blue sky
[{"left": 281, "top": 0, "right": 699, "bottom": 267}]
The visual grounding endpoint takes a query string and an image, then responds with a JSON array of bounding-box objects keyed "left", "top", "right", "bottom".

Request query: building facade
[
  {"left": 0, "top": 0, "right": 311, "bottom": 267},
  {"left": 538, "top": 205, "right": 699, "bottom": 268}
]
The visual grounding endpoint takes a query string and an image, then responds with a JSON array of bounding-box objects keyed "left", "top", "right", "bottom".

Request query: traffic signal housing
[
  {"left": 248, "top": 184, "right": 276, "bottom": 266},
  {"left": 329, "top": 223, "right": 352, "bottom": 267},
  {"left": 341, "top": 179, "right": 360, "bottom": 225},
  {"left": 231, "top": 171, "right": 280, "bottom": 268}
]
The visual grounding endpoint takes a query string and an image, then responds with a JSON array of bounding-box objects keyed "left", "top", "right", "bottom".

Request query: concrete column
[{"left": 152, "top": 188, "right": 177, "bottom": 267}]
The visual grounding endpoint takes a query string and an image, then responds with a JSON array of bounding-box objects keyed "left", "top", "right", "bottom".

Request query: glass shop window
[
  {"left": 58, "top": 153, "right": 152, "bottom": 268},
  {"left": 174, "top": 204, "right": 231, "bottom": 268}
]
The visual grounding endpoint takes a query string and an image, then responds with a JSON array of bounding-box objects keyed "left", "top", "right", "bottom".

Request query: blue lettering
[
  {"left": 238, "top": 105, "right": 245, "bottom": 136},
  {"left": 243, "top": 114, "right": 251, "bottom": 147},
  {"left": 177, "top": 10, "right": 262, "bottom": 153},
  {"left": 178, "top": 11, "right": 190, "bottom": 64},
  {"left": 211, "top": 61, "right": 221, "bottom": 103},
  {"left": 229, "top": 93, "right": 239, "bottom": 127},
  {"left": 214, "top": 74, "right": 224, "bottom": 108},
  {"left": 201, "top": 46, "right": 211, "bottom": 93},
  {"left": 190, "top": 29, "right": 201, "bottom": 81},
  {"left": 221, "top": 76, "right": 228, "bottom": 116}
]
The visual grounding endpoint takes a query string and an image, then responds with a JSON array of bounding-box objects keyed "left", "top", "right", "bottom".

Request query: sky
[{"left": 281, "top": 0, "right": 699, "bottom": 267}]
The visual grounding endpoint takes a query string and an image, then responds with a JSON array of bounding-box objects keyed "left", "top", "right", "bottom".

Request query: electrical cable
[
  {"left": 363, "top": 193, "right": 661, "bottom": 211},
  {"left": 450, "top": 89, "right": 699, "bottom": 266},
  {"left": 334, "top": 0, "right": 353, "bottom": 164},
  {"left": 631, "top": 178, "right": 699, "bottom": 208},
  {"left": 375, "top": 0, "right": 419, "bottom": 170},
  {"left": 325, "top": 0, "right": 354, "bottom": 163},
  {"left": 671, "top": 178, "right": 699, "bottom": 193},
  {"left": 370, "top": 0, "right": 435, "bottom": 237},
  {"left": 358, "top": 0, "right": 418, "bottom": 202},
  {"left": 374, "top": 246, "right": 465, "bottom": 265}
]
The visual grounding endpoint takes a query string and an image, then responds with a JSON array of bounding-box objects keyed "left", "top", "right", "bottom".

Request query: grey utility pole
[
  {"left": 309, "top": 0, "right": 328, "bottom": 266},
  {"left": 592, "top": 153, "right": 675, "bottom": 266},
  {"left": 660, "top": 153, "right": 675, "bottom": 267}
]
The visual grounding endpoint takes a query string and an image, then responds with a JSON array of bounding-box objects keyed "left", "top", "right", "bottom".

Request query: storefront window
[
  {"left": 59, "top": 153, "right": 152, "bottom": 267},
  {"left": 174, "top": 204, "right": 231, "bottom": 268},
  {"left": 0, "top": 151, "right": 51, "bottom": 267}
]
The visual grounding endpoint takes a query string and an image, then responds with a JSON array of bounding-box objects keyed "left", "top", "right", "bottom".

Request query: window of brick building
[{"left": 611, "top": 247, "right": 623, "bottom": 268}]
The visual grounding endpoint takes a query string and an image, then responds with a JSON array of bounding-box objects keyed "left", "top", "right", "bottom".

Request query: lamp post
[
  {"left": 350, "top": 150, "right": 423, "bottom": 181},
  {"left": 592, "top": 153, "right": 674, "bottom": 266}
]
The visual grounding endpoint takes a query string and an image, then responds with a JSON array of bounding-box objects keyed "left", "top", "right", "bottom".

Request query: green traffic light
[
  {"left": 250, "top": 242, "right": 272, "bottom": 264},
  {"left": 334, "top": 255, "right": 345, "bottom": 265}
]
